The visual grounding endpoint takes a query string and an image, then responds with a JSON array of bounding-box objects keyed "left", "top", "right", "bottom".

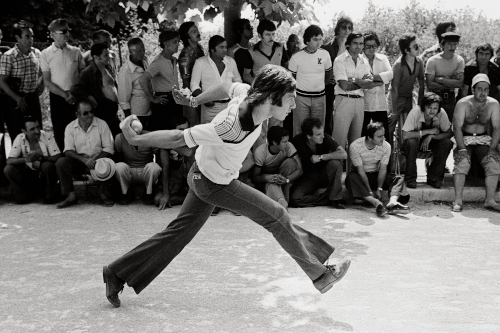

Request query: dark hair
[
  {"left": 179, "top": 21, "right": 196, "bottom": 47},
  {"left": 76, "top": 99, "right": 93, "bottom": 113},
  {"left": 257, "top": 19, "right": 276, "bottom": 36},
  {"left": 232, "top": 18, "right": 250, "bottom": 42},
  {"left": 435, "top": 21, "right": 455, "bottom": 42},
  {"left": 159, "top": 30, "right": 179, "bottom": 49},
  {"left": 303, "top": 25, "right": 323, "bottom": 44},
  {"left": 301, "top": 117, "right": 323, "bottom": 137},
  {"left": 267, "top": 126, "right": 289, "bottom": 145},
  {"left": 23, "top": 116, "right": 38, "bottom": 130},
  {"left": 174, "top": 116, "right": 190, "bottom": 129},
  {"left": 13, "top": 20, "right": 31, "bottom": 39},
  {"left": 92, "top": 29, "right": 112, "bottom": 42},
  {"left": 286, "top": 34, "right": 299, "bottom": 50},
  {"left": 365, "top": 122, "right": 385, "bottom": 139},
  {"left": 246, "top": 65, "right": 295, "bottom": 112},
  {"left": 475, "top": 43, "right": 494, "bottom": 59},
  {"left": 48, "top": 18, "right": 68, "bottom": 32},
  {"left": 398, "top": 33, "right": 417, "bottom": 57},
  {"left": 127, "top": 37, "right": 144, "bottom": 49},
  {"left": 90, "top": 43, "right": 108, "bottom": 58},
  {"left": 419, "top": 92, "right": 442, "bottom": 111},
  {"left": 346, "top": 32, "right": 363, "bottom": 48},
  {"left": 363, "top": 30, "right": 380, "bottom": 47},
  {"left": 334, "top": 16, "right": 353, "bottom": 36},
  {"left": 496, "top": 46, "right": 500, "bottom": 55},
  {"left": 208, "top": 35, "right": 226, "bottom": 54}
]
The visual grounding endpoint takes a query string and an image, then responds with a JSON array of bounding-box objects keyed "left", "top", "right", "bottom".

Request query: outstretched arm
[
  {"left": 120, "top": 115, "right": 186, "bottom": 149},
  {"left": 173, "top": 82, "right": 234, "bottom": 106}
]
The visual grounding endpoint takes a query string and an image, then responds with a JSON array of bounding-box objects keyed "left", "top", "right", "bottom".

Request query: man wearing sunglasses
[{"left": 40, "top": 19, "right": 85, "bottom": 152}]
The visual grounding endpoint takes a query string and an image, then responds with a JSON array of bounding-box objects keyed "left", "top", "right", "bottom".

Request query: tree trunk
[{"left": 224, "top": 0, "right": 245, "bottom": 47}]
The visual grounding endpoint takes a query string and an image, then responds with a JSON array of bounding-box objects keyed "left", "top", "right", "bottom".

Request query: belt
[
  {"left": 463, "top": 132, "right": 486, "bottom": 136},
  {"left": 213, "top": 99, "right": 230, "bottom": 104},
  {"left": 338, "top": 94, "right": 363, "bottom": 99},
  {"left": 154, "top": 91, "right": 173, "bottom": 97},
  {"left": 434, "top": 90, "right": 454, "bottom": 99}
]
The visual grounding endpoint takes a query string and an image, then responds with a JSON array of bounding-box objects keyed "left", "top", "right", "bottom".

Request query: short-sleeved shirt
[
  {"left": 234, "top": 48, "right": 252, "bottom": 78},
  {"left": 71, "top": 61, "right": 115, "bottom": 103},
  {"left": 114, "top": 133, "right": 155, "bottom": 168},
  {"left": 0, "top": 45, "right": 41, "bottom": 93},
  {"left": 402, "top": 105, "right": 452, "bottom": 133},
  {"left": 253, "top": 141, "right": 297, "bottom": 174},
  {"left": 9, "top": 131, "right": 60, "bottom": 158},
  {"left": 333, "top": 50, "right": 371, "bottom": 96},
  {"left": 190, "top": 55, "right": 241, "bottom": 93},
  {"left": 243, "top": 42, "right": 289, "bottom": 76},
  {"left": 425, "top": 53, "right": 465, "bottom": 86},
  {"left": 292, "top": 133, "right": 340, "bottom": 174},
  {"left": 463, "top": 61, "right": 500, "bottom": 96},
  {"left": 349, "top": 137, "right": 391, "bottom": 173},
  {"left": 389, "top": 56, "right": 424, "bottom": 98},
  {"left": 183, "top": 83, "right": 262, "bottom": 184},
  {"left": 288, "top": 48, "right": 332, "bottom": 97},
  {"left": 146, "top": 54, "right": 179, "bottom": 93},
  {"left": 361, "top": 53, "right": 393, "bottom": 111},
  {"left": 64, "top": 116, "right": 114, "bottom": 157},
  {"left": 117, "top": 58, "right": 151, "bottom": 116},
  {"left": 40, "top": 43, "right": 85, "bottom": 91}
]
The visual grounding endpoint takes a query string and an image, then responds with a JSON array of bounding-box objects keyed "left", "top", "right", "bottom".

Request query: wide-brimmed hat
[{"left": 90, "top": 158, "right": 116, "bottom": 181}]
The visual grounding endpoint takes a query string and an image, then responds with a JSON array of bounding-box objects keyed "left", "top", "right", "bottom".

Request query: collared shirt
[
  {"left": 245, "top": 41, "right": 289, "bottom": 75},
  {"left": 463, "top": 61, "right": 500, "bottom": 96},
  {"left": 146, "top": 54, "right": 179, "bottom": 93},
  {"left": 183, "top": 83, "right": 261, "bottom": 184},
  {"left": 402, "top": 105, "right": 451, "bottom": 133},
  {"left": 361, "top": 52, "right": 393, "bottom": 111},
  {"left": 333, "top": 50, "right": 371, "bottom": 96},
  {"left": 63, "top": 116, "right": 114, "bottom": 157},
  {"left": 40, "top": 43, "right": 85, "bottom": 91},
  {"left": 117, "top": 58, "right": 151, "bottom": 116},
  {"left": 389, "top": 56, "right": 424, "bottom": 97},
  {"left": 420, "top": 43, "right": 442, "bottom": 67},
  {"left": 349, "top": 137, "right": 391, "bottom": 173},
  {"left": 0, "top": 45, "right": 41, "bottom": 93},
  {"left": 322, "top": 37, "right": 346, "bottom": 85},
  {"left": 9, "top": 131, "right": 60, "bottom": 158},
  {"left": 289, "top": 48, "right": 332, "bottom": 97},
  {"left": 71, "top": 61, "right": 115, "bottom": 103},
  {"left": 190, "top": 55, "right": 241, "bottom": 93}
]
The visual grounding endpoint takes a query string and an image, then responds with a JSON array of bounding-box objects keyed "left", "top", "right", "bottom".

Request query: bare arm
[
  {"left": 489, "top": 102, "right": 500, "bottom": 151},
  {"left": 355, "top": 165, "right": 373, "bottom": 195},
  {"left": 242, "top": 68, "right": 253, "bottom": 84},
  {"left": 426, "top": 73, "right": 447, "bottom": 91},
  {"left": 461, "top": 84, "right": 470, "bottom": 98},
  {"left": 321, "top": 145, "right": 347, "bottom": 161},
  {"left": 453, "top": 101, "right": 467, "bottom": 150},
  {"left": 286, "top": 155, "right": 303, "bottom": 182},
  {"left": 121, "top": 115, "right": 187, "bottom": 149},
  {"left": 174, "top": 82, "right": 233, "bottom": 106}
]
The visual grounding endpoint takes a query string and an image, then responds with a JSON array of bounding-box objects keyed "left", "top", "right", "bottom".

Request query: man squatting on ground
[{"left": 102, "top": 65, "right": 351, "bottom": 308}]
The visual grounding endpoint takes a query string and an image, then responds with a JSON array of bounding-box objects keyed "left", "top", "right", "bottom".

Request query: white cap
[{"left": 472, "top": 73, "right": 490, "bottom": 88}]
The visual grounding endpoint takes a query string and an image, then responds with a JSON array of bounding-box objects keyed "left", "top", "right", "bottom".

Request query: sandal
[{"left": 451, "top": 203, "right": 463, "bottom": 212}]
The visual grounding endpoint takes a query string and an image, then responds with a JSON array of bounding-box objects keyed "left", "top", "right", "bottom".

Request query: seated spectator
[
  {"left": 495, "top": 46, "right": 500, "bottom": 67},
  {"left": 461, "top": 43, "right": 500, "bottom": 101},
  {"left": 4, "top": 116, "right": 61, "bottom": 203},
  {"left": 345, "top": 122, "right": 410, "bottom": 216},
  {"left": 114, "top": 118, "right": 162, "bottom": 205},
  {"left": 291, "top": 117, "right": 346, "bottom": 209},
  {"left": 252, "top": 126, "right": 303, "bottom": 209},
  {"left": 402, "top": 92, "right": 453, "bottom": 188},
  {"left": 55, "top": 100, "right": 115, "bottom": 208},
  {"left": 452, "top": 74, "right": 500, "bottom": 212}
]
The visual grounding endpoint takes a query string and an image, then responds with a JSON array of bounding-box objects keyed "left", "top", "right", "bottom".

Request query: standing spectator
[
  {"left": 139, "top": 30, "right": 183, "bottom": 131},
  {"left": 322, "top": 16, "right": 353, "bottom": 135},
  {"left": 494, "top": 47, "right": 500, "bottom": 67},
  {"left": 82, "top": 30, "right": 119, "bottom": 73},
  {"left": 345, "top": 122, "right": 410, "bottom": 217},
  {"left": 402, "top": 93, "right": 453, "bottom": 188},
  {"left": 0, "top": 27, "right": 11, "bottom": 187},
  {"left": 40, "top": 19, "right": 85, "bottom": 151},
  {"left": 4, "top": 116, "right": 61, "bottom": 204},
  {"left": 71, "top": 43, "right": 120, "bottom": 137},
  {"left": 360, "top": 31, "right": 393, "bottom": 141},
  {"left": 291, "top": 117, "right": 347, "bottom": 209},
  {"left": 388, "top": 33, "right": 425, "bottom": 150},
  {"left": 252, "top": 126, "right": 303, "bottom": 209},
  {"left": 117, "top": 38, "right": 151, "bottom": 129},
  {"left": 420, "top": 21, "right": 456, "bottom": 66},
  {"left": 191, "top": 35, "right": 241, "bottom": 124},
  {"left": 425, "top": 32, "right": 464, "bottom": 121},
  {"left": 332, "top": 32, "right": 377, "bottom": 152},
  {"left": 227, "top": 18, "right": 254, "bottom": 59},
  {"left": 55, "top": 100, "right": 114, "bottom": 208},
  {"left": 0, "top": 20, "right": 43, "bottom": 142},
  {"left": 288, "top": 25, "right": 332, "bottom": 136},
  {"left": 285, "top": 34, "right": 300, "bottom": 60},
  {"left": 461, "top": 44, "right": 500, "bottom": 101}
]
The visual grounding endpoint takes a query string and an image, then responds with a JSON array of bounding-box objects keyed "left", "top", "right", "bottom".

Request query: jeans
[
  {"left": 109, "top": 162, "right": 334, "bottom": 294},
  {"left": 293, "top": 95, "right": 326, "bottom": 137},
  {"left": 403, "top": 137, "right": 453, "bottom": 183}
]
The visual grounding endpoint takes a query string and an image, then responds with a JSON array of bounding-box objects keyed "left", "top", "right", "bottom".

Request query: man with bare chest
[{"left": 452, "top": 74, "right": 500, "bottom": 212}]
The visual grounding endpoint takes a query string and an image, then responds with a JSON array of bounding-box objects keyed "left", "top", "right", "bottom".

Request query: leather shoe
[
  {"left": 103, "top": 266, "right": 124, "bottom": 308},
  {"left": 427, "top": 180, "right": 442, "bottom": 189},
  {"left": 313, "top": 257, "right": 351, "bottom": 293},
  {"left": 331, "top": 200, "right": 346, "bottom": 209},
  {"left": 376, "top": 204, "right": 388, "bottom": 217},
  {"left": 57, "top": 198, "right": 78, "bottom": 209},
  {"left": 406, "top": 181, "right": 417, "bottom": 189},
  {"left": 100, "top": 194, "right": 114, "bottom": 207}
]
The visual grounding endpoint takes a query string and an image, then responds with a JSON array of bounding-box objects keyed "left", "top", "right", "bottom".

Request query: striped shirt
[
  {"left": 0, "top": 45, "right": 41, "bottom": 93},
  {"left": 183, "top": 83, "right": 262, "bottom": 184},
  {"left": 288, "top": 48, "right": 332, "bottom": 97},
  {"left": 349, "top": 137, "right": 391, "bottom": 173}
]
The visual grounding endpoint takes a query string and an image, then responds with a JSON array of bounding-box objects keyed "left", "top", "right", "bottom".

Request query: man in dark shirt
[
  {"left": 291, "top": 117, "right": 347, "bottom": 208},
  {"left": 461, "top": 43, "right": 500, "bottom": 101}
]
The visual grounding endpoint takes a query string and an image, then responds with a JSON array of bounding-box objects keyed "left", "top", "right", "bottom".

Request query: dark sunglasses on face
[
  {"left": 81, "top": 110, "right": 94, "bottom": 116},
  {"left": 342, "top": 25, "right": 353, "bottom": 30}
]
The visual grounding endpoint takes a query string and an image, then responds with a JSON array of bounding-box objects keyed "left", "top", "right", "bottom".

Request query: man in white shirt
[
  {"left": 191, "top": 35, "right": 241, "bottom": 123},
  {"left": 103, "top": 65, "right": 351, "bottom": 308}
]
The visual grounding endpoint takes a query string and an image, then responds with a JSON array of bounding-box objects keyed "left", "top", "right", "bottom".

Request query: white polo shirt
[{"left": 40, "top": 43, "right": 85, "bottom": 91}]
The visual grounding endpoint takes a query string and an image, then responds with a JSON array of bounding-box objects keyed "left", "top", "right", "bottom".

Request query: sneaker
[
  {"left": 313, "top": 257, "right": 351, "bottom": 294},
  {"left": 387, "top": 202, "right": 410, "bottom": 215},
  {"left": 376, "top": 204, "right": 388, "bottom": 217}
]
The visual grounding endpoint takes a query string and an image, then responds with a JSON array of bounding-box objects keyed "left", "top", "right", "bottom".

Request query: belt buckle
[{"left": 443, "top": 92, "right": 449, "bottom": 99}]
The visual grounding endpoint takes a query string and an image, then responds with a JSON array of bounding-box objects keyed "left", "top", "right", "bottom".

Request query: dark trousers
[
  {"left": 361, "top": 111, "right": 389, "bottom": 142},
  {"left": 290, "top": 159, "right": 343, "bottom": 207},
  {"left": 5, "top": 92, "right": 42, "bottom": 141},
  {"left": 50, "top": 92, "right": 76, "bottom": 151},
  {"left": 403, "top": 137, "right": 453, "bottom": 183},
  {"left": 0, "top": 94, "right": 9, "bottom": 186},
  {"left": 95, "top": 98, "right": 119, "bottom": 138},
  {"left": 325, "top": 84, "right": 335, "bottom": 135},
  {"left": 435, "top": 91, "right": 456, "bottom": 122},
  {"left": 109, "top": 162, "right": 334, "bottom": 294},
  {"left": 149, "top": 93, "right": 183, "bottom": 131},
  {"left": 345, "top": 170, "right": 410, "bottom": 204},
  {"left": 4, "top": 162, "right": 59, "bottom": 203},
  {"left": 55, "top": 156, "right": 111, "bottom": 196}
]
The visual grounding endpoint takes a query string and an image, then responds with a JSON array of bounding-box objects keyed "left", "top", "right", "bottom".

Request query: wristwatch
[{"left": 319, "top": 155, "right": 323, "bottom": 161}]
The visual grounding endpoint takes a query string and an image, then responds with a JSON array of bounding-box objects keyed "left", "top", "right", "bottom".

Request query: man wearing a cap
[
  {"left": 452, "top": 73, "right": 500, "bottom": 212},
  {"left": 461, "top": 43, "right": 500, "bottom": 101},
  {"left": 40, "top": 19, "right": 86, "bottom": 151},
  {"left": 425, "top": 31, "right": 465, "bottom": 121},
  {"left": 56, "top": 100, "right": 115, "bottom": 208},
  {"left": 420, "top": 21, "right": 456, "bottom": 66}
]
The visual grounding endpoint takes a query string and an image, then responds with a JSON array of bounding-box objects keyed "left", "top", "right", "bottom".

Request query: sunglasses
[
  {"left": 55, "top": 29, "right": 69, "bottom": 34},
  {"left": 364, "top": 45, "right": 378, "bottom": 50},
  {"left": 80, "top": 110, "right": 94, "bottom": 116},
  {"left": 341, "top": 25, "right": 353, "bottom": 30}
]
